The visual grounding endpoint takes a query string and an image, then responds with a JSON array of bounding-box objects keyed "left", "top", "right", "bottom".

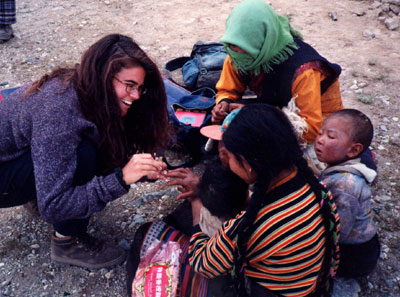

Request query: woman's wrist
[
  {"left": 114, "top": 167, "right": 130, "bottom": 191},
  {"left": 220, "top": 98, "right": 233, "bottom": 104}
]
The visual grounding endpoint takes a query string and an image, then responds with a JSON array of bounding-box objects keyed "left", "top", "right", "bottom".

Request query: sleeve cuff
[
  {"left": 220, "top": 98, "right": 234, "bottom": 104},
  {"left": 114, "top": 167, "right": 130, "bottom": 191}
]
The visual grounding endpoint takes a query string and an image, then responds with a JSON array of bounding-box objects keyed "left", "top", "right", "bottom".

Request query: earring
[{"left": 248, "top": 168, "right": 252, "bottom": 173}]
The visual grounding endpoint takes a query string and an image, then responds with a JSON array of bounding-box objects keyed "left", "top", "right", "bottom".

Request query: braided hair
[{"left": 222, "top": 104, "right": 336, "bottom": 296}]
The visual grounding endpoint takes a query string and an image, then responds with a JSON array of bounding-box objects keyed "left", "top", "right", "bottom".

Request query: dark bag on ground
[
  {"left": 165, "top": 41, "right": 227, "bottom": 92},
  {"left": 163, "top": 77, "right": 215, "bottom": 168}
]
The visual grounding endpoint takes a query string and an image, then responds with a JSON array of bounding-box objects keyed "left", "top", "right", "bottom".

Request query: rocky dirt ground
[{"left": 0, "top": 0, "right": 399, "bottom": 296}]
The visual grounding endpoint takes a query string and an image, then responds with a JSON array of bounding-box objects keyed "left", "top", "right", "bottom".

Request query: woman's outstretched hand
[
  {"left": 122, "top": 153, "right": 167, "bottom": 185},
  {"left": 165, "top": 168, "right": 200, "bottom": 201},
  {"left": 211, "top": 101, "right": 229, "bottom": 124}
]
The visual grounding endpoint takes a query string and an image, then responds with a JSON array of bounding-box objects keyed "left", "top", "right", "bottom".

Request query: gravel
[{"left": 1, "top": 0, "right": 400, "bottom": 296}]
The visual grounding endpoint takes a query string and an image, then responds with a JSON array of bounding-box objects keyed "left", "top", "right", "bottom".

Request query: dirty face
[{"left": 314, "top": 116, "right": 357, "bottom": 166}]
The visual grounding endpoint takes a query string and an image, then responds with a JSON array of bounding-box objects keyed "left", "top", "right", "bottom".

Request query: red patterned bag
[{"left": 132, "top": 240, "right": 181, "bottom": 297}]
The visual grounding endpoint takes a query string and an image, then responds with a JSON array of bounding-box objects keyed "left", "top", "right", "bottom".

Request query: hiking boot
[
  {"left": 0, "top": 24, "right": 14, "bottom": 43},
  {"left": 51, "top": 233, "right": 126, "bottom": 269}
]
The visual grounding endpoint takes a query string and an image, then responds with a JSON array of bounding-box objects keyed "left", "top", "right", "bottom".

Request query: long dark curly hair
[
  {"left": 24, "top": 34, "right": 171, "bottom": 172},
  {"left": 222, "top": 104, "right": 335, "bottom": 296}
]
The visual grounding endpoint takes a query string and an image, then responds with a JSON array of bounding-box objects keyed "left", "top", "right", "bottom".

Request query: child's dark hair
[
  {"left": 198, "top": 162, "right": 248, "bottom": 220},
  {"left": 331, "top": 109, "right": 373, "bottom": 154},
  {"left": 222, "top": 104, "right": 335, "bottom": 296}
]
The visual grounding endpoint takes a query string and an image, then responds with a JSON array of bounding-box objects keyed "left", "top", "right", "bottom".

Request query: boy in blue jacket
[{"left": 315, "top": 109, "right": 380, "bottom": 278}]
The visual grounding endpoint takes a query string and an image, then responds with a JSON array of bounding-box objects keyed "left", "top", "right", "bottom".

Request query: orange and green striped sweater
[{"left": 189, "top": 174, "right": 336, "bottom": 297}]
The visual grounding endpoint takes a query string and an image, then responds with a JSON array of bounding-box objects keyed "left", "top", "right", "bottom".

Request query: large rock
[
  {"left": 384, "top": 17, "right": 399, "bottom": 30},
  {"left": 382, "top": 0, "right": 400, "bottom": 5}
]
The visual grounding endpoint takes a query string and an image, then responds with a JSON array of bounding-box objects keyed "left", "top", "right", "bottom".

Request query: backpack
[
  {"left": 165, "top": 41, "right": 227, "bottom": 92},
  {"left": 163, "top": 77, "right": 215, "bottom": 168},
  {"left": 0, "top": 86, "right": 20, "bottom": 101}
]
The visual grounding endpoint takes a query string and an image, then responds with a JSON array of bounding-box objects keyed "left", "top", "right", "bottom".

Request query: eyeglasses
[{"left": 114, "top": 77, "right": 147, "bottom": 96}]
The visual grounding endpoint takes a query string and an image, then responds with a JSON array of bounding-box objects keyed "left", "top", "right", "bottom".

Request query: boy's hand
[
  {"left": 229, "top": 103, "right": 245, "bottom": 112},
  {"left": 165, "top": 168, "right": 200, "bottom": 201}
]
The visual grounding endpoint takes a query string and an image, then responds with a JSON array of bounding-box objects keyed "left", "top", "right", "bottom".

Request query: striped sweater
[{"left": 189, "top": 174, "right": 329, "bottom": 297}]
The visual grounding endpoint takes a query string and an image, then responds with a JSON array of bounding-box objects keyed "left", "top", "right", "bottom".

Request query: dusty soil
[{"left": 0, "top": 0, "right": 399, "bottom": 296}]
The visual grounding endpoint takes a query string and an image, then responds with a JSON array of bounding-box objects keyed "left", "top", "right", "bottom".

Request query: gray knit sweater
[{"left": 0, "top": 79, "right": 128, "bottom": 224}]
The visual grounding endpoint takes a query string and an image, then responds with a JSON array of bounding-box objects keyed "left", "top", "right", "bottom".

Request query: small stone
[
  {"left": 390, "top": 4, "right": 400, "bottom": 14},
  {"left": 362, "top": 29, "right": 376, "bottom": 39},
  {"left": 350, "top": 84, "right": 359, "bottom": 90},
  {"left": 1, "top": 278, "right": 11, "bottom": 287},
  {"left": 380, "top": 125, "right": 388, "bottom": 132},
  {"left": 393, "top": 117, "right": 399, "bottom": 121},
  {"left": 358, "top": 95, "right": 374, "bottom": 104},
  {"left": 105, "top": 270, "right": 114, "bottom": 279},
  {"left": 382, "top": 3, "right": 391, "bottom": 12},
  {"left": 368, "top": 58, "right": 378, "bottom": 66},
  {"left": 354, "top": 9, "right": 366, "bottom": 16},
  {"left": 328, "top": 11, "right": 338, "bottom": 21},
  {"left": 3, "top": 286, "right": 11, "bottom": 295},
  {"left": 118, "top": 239, "right": 131, "bottom": 250},
  {"left": 372, "top": 1, "right": 382, "bottom": 9},
  {"left": 384, "top": 17, "right": 399, "bottom": 30},
  {"left": 380, "top": 195, "right": 391, "bottom": 202},
  {"left": 386, "top": 0, "right": 400, "bottom": 4}
]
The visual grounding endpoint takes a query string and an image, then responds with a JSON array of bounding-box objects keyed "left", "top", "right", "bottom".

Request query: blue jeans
[{"left": 0, "top": 139, "right": 96, "bottom": 236}]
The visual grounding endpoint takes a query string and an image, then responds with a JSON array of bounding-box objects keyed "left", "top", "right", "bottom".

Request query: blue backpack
[
  {"left": 163, "top": 77, "right": 215, "bottom": 168},
  {"left": 165, "top": 41, "right": 227, "bottom": 92}
]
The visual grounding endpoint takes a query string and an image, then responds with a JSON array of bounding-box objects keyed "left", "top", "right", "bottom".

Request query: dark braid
[
  {"left": 233, "top": 181, "right": 271, "bottom": 295},
  {"left": 223, "top": 104, "right": 336, "bottom": 296},
  {"left": 295, "top": 155, "right": 336, "bottom": 296}
]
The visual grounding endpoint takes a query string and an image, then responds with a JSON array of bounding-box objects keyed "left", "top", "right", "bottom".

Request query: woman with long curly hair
[{"left": 0, "top": 34, "right": 171, "bottom": 269}]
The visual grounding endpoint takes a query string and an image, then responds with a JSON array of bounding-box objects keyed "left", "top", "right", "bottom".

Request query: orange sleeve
[
  {"left": 291, "top": 69, "right": 324, "bottom": 144},
  {"left": 215, "top": 56, "right": 247, "bottom": 104}
]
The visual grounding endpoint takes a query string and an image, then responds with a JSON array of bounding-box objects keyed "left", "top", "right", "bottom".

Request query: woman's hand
[
  {"left": 122, "top": 153, "right": 167, "bottom": 185},
  {"left": 229, "top": 103, "right": 245, "bottom": 112},
  {"left": 211, "top": 101, "right": 230, "bottom": 124},
  {"left": 165, "top": 168, "right": 200, "bottom": 201}
]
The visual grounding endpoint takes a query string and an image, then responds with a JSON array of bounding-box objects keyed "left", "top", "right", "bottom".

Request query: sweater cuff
[
  {"left": 114, "top": 167, "right": 130, "bottom": 191},
  {"left": 220, "top": 98, "right": 234, "bottom": 104}
]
